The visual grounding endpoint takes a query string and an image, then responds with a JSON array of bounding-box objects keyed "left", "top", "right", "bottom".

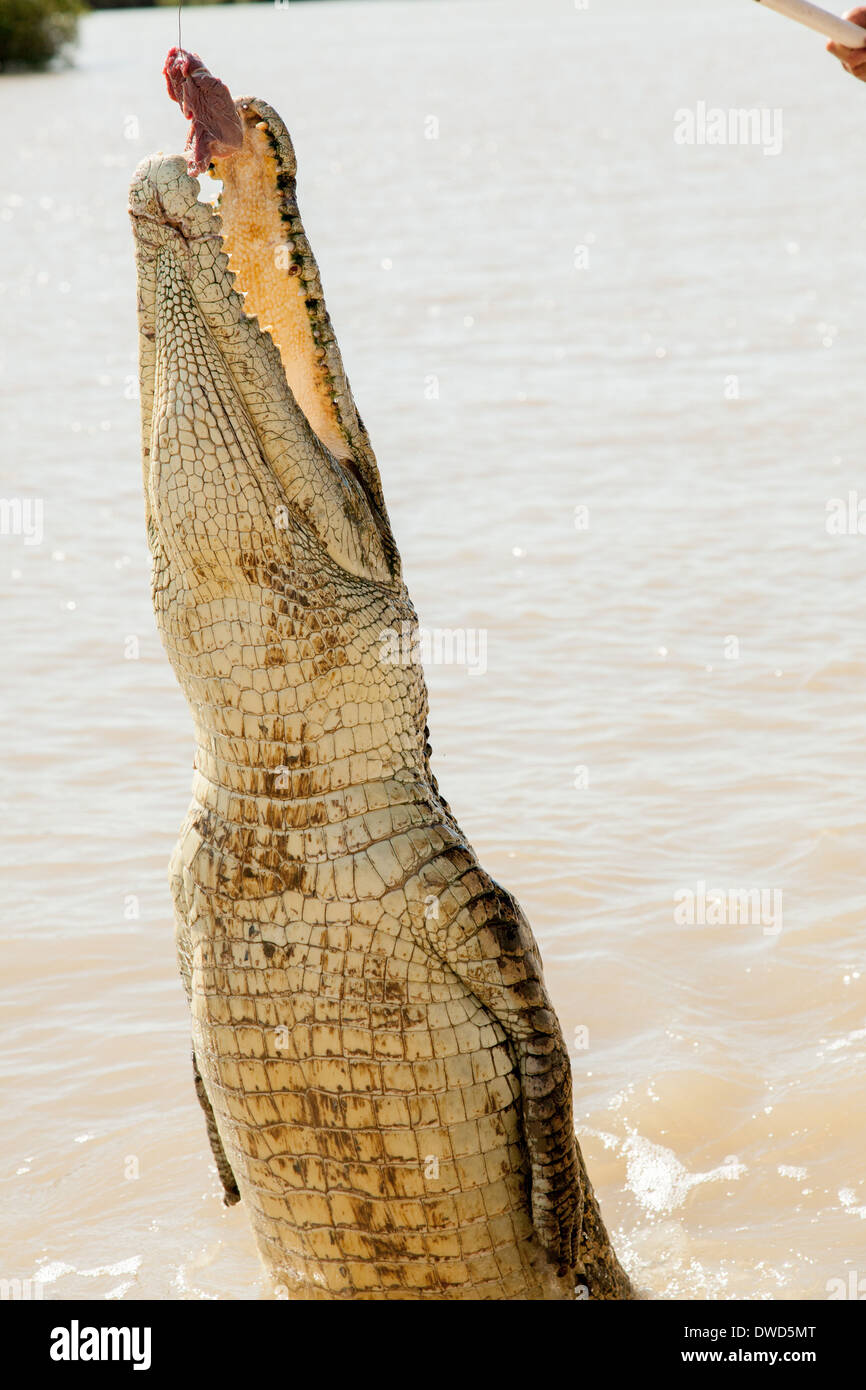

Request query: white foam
[
  {"left": 839, "top": 1188, "right": 866, "bottom": 1219},
  {"left": 79, "top": 1257, "right": 141, "bottom": 1279},
  {"left": 622, "top": 1133, "right": 746, "bottom": 1215},
  {"left": 825, "top": 1026, "right": 866, "bottom": 1053},
  {"left": 34, "top": 1256, "right": 141, "bottom": 1285},
  {"left": 33, "top": 1262, "right": 75, "bottom": 1284}
]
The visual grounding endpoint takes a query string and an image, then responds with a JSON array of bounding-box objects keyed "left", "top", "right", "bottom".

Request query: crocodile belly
[{"left": 184, "top": 893, "right": 573, "bottom": 1300}]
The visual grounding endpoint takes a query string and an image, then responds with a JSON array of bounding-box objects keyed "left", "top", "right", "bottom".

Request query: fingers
[
  {"left": 829, "top": 9, "right": 866, "bottom": 79},
  {"left": 534, "top": 1182, "right": 580, "bottom": 1276},
  {"left": 554, "top": 1216, "right": 576, "bottom": 1279},
  {"left": 553, "top": 1213, "right": 578, "bottom": 1280},
  {"left": 828, "top": 40, "right": 866, "bottom": 79}
]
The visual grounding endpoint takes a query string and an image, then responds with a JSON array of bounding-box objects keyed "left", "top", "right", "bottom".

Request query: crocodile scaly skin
[{"left": 130, "top": 97, "right": 634, "bottom": 1301}]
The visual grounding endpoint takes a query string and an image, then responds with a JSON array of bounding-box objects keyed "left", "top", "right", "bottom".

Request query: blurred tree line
[
  {"left": 0, "top": 0, "right": 299, "bottom": 72},
  {"left": 90, "top": 1, "right": 276, "bottom": 8},
  {"left": 0, "top": 0, "right": 81, "bottom": 70}
]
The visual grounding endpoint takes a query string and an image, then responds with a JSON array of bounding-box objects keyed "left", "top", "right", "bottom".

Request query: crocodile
[{"left": 130, "top": 80, "right": 634, "bottom": 1301}]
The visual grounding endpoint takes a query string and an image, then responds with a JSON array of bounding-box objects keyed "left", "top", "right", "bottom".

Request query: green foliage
[
  {"left": 152, "top": 1, "right": 273, "bottom": 7},
  {"left": 0, "top": 0, "right": 83, "bottom": 70}
]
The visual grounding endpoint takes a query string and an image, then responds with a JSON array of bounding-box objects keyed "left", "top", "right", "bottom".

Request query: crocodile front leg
[
  {"left": 172, "top": 843, "right": 240, "bottom": 1207},
  {"left": 192, "top": 1047, "right": 240, "bottom": 1206}
]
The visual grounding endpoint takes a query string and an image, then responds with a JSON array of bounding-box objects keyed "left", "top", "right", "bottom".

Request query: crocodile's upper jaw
[{"left": 129, "top": 98, "right": 401, "bottom": 591}]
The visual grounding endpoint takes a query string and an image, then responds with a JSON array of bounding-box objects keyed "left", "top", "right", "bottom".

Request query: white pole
[{"left": 754, "top": 0, "right": 866, "bottom": 47}]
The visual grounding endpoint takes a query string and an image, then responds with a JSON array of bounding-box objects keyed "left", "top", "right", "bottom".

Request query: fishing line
[{"left": 178, "top": 0, "right": 183, "bottom": 52}]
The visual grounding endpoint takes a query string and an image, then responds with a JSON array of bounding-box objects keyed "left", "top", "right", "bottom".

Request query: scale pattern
[{"left": 130, "top": 97, "right": 633, "bottom": 1301}]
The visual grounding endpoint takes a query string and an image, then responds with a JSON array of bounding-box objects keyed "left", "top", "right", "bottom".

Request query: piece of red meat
[{"left": 163, "top": 47, "right": 244, "bottom": 177}]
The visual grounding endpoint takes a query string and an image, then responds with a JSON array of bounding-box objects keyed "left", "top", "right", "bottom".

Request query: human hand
[{"left": 827, "top": 8, "right": 866, "bottom": 80}]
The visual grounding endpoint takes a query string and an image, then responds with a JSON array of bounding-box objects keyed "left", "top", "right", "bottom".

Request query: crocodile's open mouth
[
  {"left": 212, "top": 106, "right": 352, "bottom": 465},
  {"left": 130, "top": 98, "right": 400, "bottom": 586}
]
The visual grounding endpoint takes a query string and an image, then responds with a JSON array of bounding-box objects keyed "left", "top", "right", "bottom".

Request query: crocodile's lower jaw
[{"left": 130, "top": 94, "right": 635, "bottom": 1301}]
